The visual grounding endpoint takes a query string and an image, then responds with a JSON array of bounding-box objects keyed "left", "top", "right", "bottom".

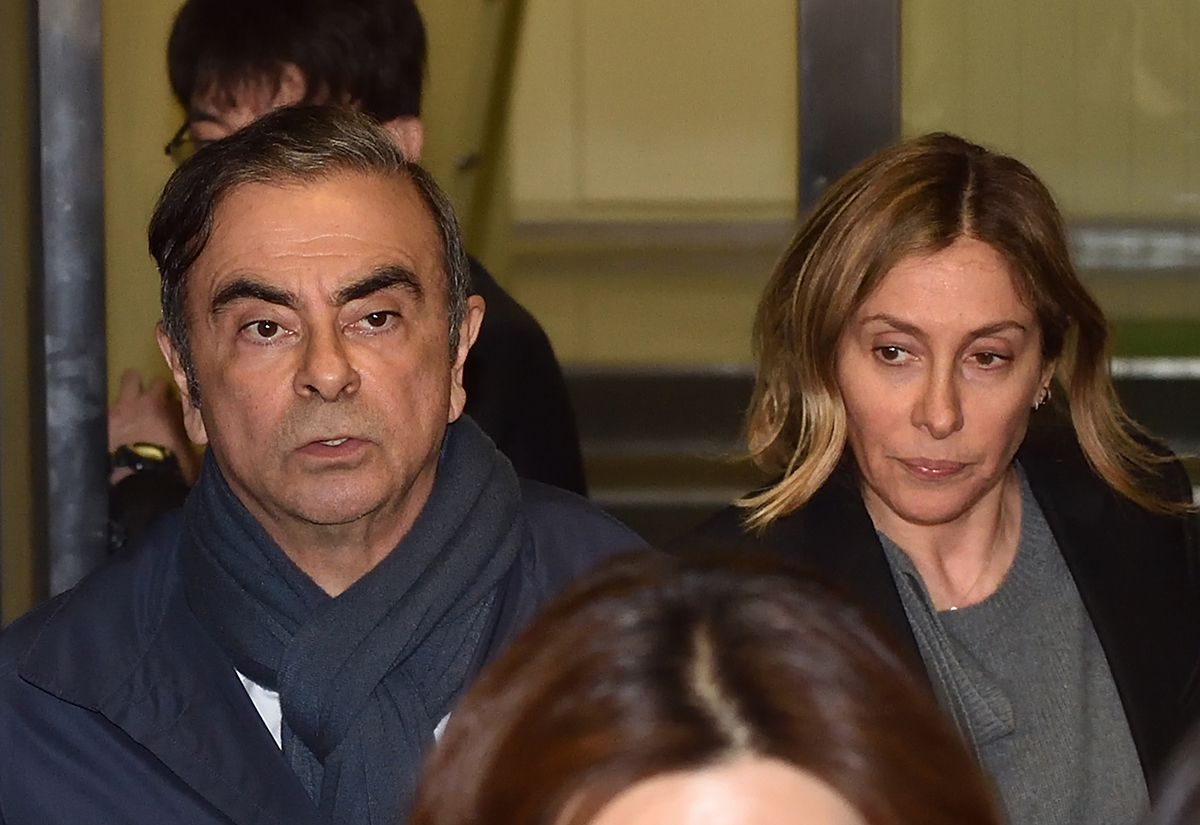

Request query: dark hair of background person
[
  {"left": 148, "top": 104, "right": 470, "bottom": 405},
  {"left": 409, "top": 550, "right": 1001, "bottom": 825},
  {"left": 167, "top": 0, "right": 426, "bottom": 120},
  {"left": 1145, "top": 724, "right": 1200, "bottom": 825},
  {"left": 741, "top": 131, "right": 1182, "bottom": 529}
]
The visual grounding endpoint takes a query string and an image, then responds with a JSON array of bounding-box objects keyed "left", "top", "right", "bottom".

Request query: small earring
[{"left": 1034, "top": 386, "right": 1051, "bottom": 410}]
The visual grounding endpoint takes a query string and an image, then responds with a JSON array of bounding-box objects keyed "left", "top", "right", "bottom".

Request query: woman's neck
[{"left": 864, "top": 465, "right": 1024, "bottom": 611}]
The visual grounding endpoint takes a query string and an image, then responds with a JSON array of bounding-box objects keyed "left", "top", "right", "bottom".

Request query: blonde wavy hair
[{"left": 741, "top": 132, "right": 1183, "bottom": 530}]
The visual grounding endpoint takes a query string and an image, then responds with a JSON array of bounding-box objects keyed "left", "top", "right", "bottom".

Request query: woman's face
[
  {"left": 835, "top": 236, "right": 1053, "bottom": 531},
  {"left": 584, "top": 757, "right": 865, "bottom": 825}
]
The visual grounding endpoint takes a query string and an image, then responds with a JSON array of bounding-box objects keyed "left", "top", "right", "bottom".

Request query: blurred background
[{"left": 3, "top": 0, "right": 1199, "bottom": 621}]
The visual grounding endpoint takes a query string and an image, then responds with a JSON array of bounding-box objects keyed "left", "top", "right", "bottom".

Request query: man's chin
[{"left": 290, "top": 498, "right": 387, "bottom": 528}]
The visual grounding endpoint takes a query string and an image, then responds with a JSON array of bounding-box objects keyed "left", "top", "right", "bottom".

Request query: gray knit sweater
[{"left": 879, "top": 469, "right": 1146, "bottom": 825}]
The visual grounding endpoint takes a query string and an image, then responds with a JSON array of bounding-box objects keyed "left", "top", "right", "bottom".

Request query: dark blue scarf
[{"left": 182, "top": 418, "right": 524, "bottom": 823}]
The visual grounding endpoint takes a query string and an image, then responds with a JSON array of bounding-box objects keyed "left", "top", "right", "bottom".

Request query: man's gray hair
[{"left": 148, "top": 104, "right": 470, "bottom": 403}]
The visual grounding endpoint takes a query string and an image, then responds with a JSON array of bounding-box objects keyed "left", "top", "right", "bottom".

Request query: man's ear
[
  {"left": 381, "top": 116, "right": 424, "bottom": 162},
  {"left": 447, "top": 294, "right": 486, "bottom": 423},
  {"left": 156, "top": 322, "right": 209, "bottom": 445}
]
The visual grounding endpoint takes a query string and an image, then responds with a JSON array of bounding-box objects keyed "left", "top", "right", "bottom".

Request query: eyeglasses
[{"left": 163, "top": 120, "right": 212, "bottom": 165}]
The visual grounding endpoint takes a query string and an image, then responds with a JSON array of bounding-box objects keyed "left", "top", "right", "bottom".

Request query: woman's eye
[
  {"left": 875, "top": 345, "right": 908, "bottom": 363},
  {"left": 971, "top": 351, "right": 1009, "bottom": 367}
]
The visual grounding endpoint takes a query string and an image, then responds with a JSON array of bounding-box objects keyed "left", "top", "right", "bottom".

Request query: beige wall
[
  {"left": 903, "top": 0, "right": 1200, "bottom": 220},
  {"left": 511, "top": 0, "right": 1200, "bottom": 220},
  {"left": 510, "top": 0, "right": 798, "bottom": 216},
  {"left": 104, "top": 0, "right": 182, "bottom": 394},
  {"left": 505, "top": 0, "right": 797, "bottom": 367}
]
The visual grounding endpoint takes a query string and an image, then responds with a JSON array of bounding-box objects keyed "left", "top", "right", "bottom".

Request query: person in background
[
  {"left": 409, "top": 550, "right": 1001, "bottom": 825},
  {"left": 1, "top": 106, "right": 641, "bottom": 825},
  {"left": 689, "top": 132, "right": 1200, "bottom": 824},
  {"left": 109, "top": 0, "right": 587, "bottom": 547}
]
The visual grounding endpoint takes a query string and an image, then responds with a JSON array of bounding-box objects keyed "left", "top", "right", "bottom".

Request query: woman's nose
[{"left": 912, "top": 366, "right": 963, "bottom": 438}]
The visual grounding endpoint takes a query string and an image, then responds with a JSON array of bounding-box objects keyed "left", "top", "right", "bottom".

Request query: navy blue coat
[{"left": 0, "top": 481, "right": 642, "bottom": 824}]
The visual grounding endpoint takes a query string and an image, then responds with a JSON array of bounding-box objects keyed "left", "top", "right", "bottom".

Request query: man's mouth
[{"left": 298, "top": 436, "right": 365, "bottom": 459}]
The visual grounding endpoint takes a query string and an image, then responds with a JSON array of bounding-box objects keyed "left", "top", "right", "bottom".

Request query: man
[
  {"left": 110, "top": 0, "right": 587, "bottom": 533},
  {"left": 1, "top": 107, "right": 641, "bottom": 824}
]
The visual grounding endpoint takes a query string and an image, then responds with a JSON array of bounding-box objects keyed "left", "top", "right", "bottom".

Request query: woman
[
  {"left": 692, "top": 132, "right": 1200, "bottom": 824},
  {"left": 408, "top": 551, "right": 1000, "bottom": 825}
]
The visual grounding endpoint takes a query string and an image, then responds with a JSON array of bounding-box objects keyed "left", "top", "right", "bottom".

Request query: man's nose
[
  {"left": 294, "top": 327, "right": 360, "bottom": 400},
  {"left": 912, "top": 365, "right": 963, "bottom": 439}
]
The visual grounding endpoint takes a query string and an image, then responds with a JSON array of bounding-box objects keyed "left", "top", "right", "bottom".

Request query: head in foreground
[
  {"left": 409, "top": 551, "right": 1000, "bottom": 825},
  {"left": 743, "top": 131, "right": 1179, "bottom": 531}
]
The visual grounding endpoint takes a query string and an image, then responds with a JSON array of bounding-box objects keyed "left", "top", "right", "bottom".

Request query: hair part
[
  {"left": 741, "top": 131, "right": 1185, "bottom": 529},
  {"left": 167, "top": 0, "right": 426, "bottom": 121},
  {"left": 409, "top": 550, "right": 1000, "bottom": 825},
  {"left": 148, "top": 104, "right": 469, "bottom": 404}
]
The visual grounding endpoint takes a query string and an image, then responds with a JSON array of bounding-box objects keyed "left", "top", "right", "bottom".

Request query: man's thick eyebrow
[
  {"left": 210, "top": 277, "right": 298, "bottom": 315},
  {"left": 334, "top": 265, "right": 424, "bottom": 306}
]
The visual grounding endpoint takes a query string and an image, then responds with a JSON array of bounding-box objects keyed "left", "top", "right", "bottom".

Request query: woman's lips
[{"left": 898, "top": 458, "right": 968, "bottom": 480}]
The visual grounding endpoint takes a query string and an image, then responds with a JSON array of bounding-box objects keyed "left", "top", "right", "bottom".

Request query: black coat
[
  {"left": 464, "top": 257, "right": 587, "bottom": 496},
  {"left": 0, "top": 481, "right": 641, "bottom": 824},
  {"left": 689, "top": 421, "right": 1200, "bottom": 788}
]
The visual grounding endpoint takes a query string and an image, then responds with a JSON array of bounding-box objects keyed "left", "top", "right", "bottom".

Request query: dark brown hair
[
  {"left": 409, "top": 551, "right": 999, "bottom": 825},
  {"left": 167, "top": 0, "right": 426, "bottom": 121},
  {"left": 742, "top": 132, "right": 1180, "bottom": 528}
]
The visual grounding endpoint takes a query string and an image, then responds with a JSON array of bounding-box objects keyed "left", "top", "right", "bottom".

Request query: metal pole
[
  {"left": 36, "top": 0, "right": 109, "bottom": 594},
  {"left": 798, "top": 0, "right": 901, "bottom": 213}
]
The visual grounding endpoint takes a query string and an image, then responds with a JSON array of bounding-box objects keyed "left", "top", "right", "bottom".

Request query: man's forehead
[
  {"left": 196, "top": 172, "right": 445, "bottom": 295},
  {"left": 215, "top": 171, "right": 430, "bottom": 224}
]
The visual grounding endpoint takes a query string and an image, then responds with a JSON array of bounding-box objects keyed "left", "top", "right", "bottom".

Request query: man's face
[{"left": 160, "top": 172, "right": 480, "bottom": 543}]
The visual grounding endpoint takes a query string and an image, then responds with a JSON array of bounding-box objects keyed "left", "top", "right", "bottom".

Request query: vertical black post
[
  {"left": 35, "top": 0, "right": 109, "bottom": 594},
  {"left": 798, "top": 0, "right": 901, "bottom": 213}
]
